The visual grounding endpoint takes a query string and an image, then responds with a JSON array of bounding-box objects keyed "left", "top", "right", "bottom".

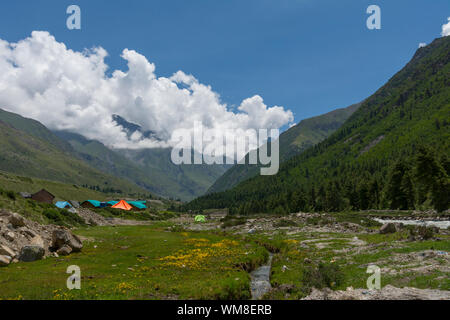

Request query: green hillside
[
  {"left": 186, "top": 36, "right": 450, "bottom": 214},
  {"left": 0, "top": 111, "right": 150, "bottom": 197},
  {"left": 119, "top": 148, "right": 229, "bottom": 201},
  {"left": 0, "top": 109, "right": 72, "bottom": 153},
  {"left": 0, "top": 170, "right": 108, "bottom": 201},
  {"left": 207, "top": 103, "right": 360, "bottom": 193}
]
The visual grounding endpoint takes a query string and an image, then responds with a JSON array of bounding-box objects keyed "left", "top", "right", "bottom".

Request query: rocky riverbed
[{"left": 169, "top": 211, "right": 450, "bottom": 300}]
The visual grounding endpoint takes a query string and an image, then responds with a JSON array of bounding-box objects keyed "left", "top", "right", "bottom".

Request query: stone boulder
[
  {"left": 4, "top": 231, "right": 15, "bottom": 241},
  {"left": 30, "top": 235, "right": 45, "bottom": 248},
  {"left": 56, "top": 245, "right": 73, "bottom": 256},
  {"left": 9, "top": 213, "right": 26, "bottom": 228},
  {"left": 51, "top": 229, "right": 82, "bottom": 252},
  {"left": 379, "top": 223, "right": 397, "bottom": 234},
  {"left": 0, "top": 244, "right": 16, "bottom": 258},
  {"left": 0, "top": 254, "right": 11, "bottom": 267},
  {"left": 21, "top": 228, "right": 37, "bottom": 239},
  {"left": 19, "top": 245, "right": 45, "bottom": 262}
]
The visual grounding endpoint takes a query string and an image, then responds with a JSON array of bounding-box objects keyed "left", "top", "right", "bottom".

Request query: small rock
[
  {"left": 304, "top": 258, "right": 312, "bottom": 264},
  {"left": 51, "top": 229, "right": 83, "bottom": 252},
  {"left": 0, "top": 244, "right": 16, "bottom": 258},
  {"left": 4, "top": 231, "right": 15, "bottom": 241},
  {"left": 0, "top": 254, "right": 11, "bottom": 267},
  {"left": 21, "top": 228, "right": 36, "bottom": 238},
  {"left": 9, "top": 213, "right": 26, "bottom": 228},
  {"left": 379, "top": 223, "right": 397, "bottom": 234},
  {"left": 30, "top": 235, "right": 45, "bottom": 248},
  {"left": 19, "top": 245, "right": 45, "bottom": 262},
  {"left": 56, "top": 245, "right": 72, "bottom": 256}
]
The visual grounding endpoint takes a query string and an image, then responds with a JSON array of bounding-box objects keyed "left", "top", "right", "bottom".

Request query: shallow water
[
  {"left": 250, "top": 253, "right": 273, "bottom": 300},
  {"left": 373, "top": 218, "right": 450, "bottom": 229}
]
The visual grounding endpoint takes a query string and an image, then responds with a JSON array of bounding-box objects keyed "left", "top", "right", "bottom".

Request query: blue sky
[{"left": 0, "top": 0, "right": 449, "bottom": 124}]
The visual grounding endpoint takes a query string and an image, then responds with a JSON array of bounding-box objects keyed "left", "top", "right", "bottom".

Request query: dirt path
[{"left": 76, "top": 208, "right": 152, "bottom": 226}]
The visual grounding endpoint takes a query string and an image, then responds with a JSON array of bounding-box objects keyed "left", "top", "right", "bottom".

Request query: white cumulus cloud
[
  {"left": 442, "top": 17, "right": 450, "bottom": 37},
  {"left": 0, "top": 31, "right": 294, "bottom": 153},
  {"left": 418, "top": 42, "right": 427, "bottom": 48}
]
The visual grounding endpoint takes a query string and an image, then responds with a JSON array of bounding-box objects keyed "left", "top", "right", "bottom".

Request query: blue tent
[
  {"left": 55, "top": 201, "right": 72, "bottom": 209},
  {"left": 81, "top": 200, "right": 103, "bottom": 208},
  {"left": 128, "top": 201, "right": 147, "bottom": 210}
]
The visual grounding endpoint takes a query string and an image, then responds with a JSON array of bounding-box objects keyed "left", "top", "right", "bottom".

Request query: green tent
[{"left": 195, "top": 215, "right": 206, "bottom": 223}]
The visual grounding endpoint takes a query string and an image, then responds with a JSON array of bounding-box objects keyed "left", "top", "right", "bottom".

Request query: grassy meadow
[{"left": 0, "top": 223, "right": 267, "bottom": 300}]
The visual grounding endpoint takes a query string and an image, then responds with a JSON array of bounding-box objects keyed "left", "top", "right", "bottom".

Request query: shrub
[
  {"left": 273, "top": 219, "right": 298, "bottom": 228},
  {"left": 417, "top": 226, "right": 435, "bottom": 240},
  {"left": 407, "top": 225, "right": 436, "bottom": 240},
  {"left": 42, "top": 208, "right": 86, "bottom": 227},
  {"left": 6, "top": 191, "right": 16, "bottom": 201},
  {"left": 302, "top": 262, "right": 344, "bottom": 290},
  {"left": 306, "top": 216, "right": 333, "bottom": 226},
  {"left": 221, "top": 217, "right": 247, "bottom": 229},
  {"left": 43, "top": 208, "right": 64, "bottom": 225},
  {"left": 60, "top": 209, "right": 86, "bottom": 226}
]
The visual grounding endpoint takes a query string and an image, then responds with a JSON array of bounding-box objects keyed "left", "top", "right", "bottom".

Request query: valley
[
  {"left": 0, "top": 208, "right": 448, "bottom": 300},
  {"left": 0, "top": 15, "right": 448, "bottom": 303}
]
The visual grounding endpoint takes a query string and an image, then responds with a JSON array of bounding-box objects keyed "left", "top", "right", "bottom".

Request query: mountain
[
  {"left": 0, "top": 110, "right": 150, "bottom": 196},
  {"left": 186, "top": 36, "right": 450, "bottom": 213},
  {"left": 207, "top": 103, "right": 360, "bottom": 193},
  {"left": 119, "top": 148, "right": 229, "bottom": 201},
  {"left": 54, "top": 130, "right": 229, "bottom": 201},
  {"left": 112, "top": 114, "right": 160, "bottom": 141},
  {"left": 0, "top": 109, "right": 72, "bottom": 153}
]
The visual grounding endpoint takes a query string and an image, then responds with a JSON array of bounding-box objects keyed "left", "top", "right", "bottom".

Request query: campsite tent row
[
  {"left": 20, "top": 189, "right": 147, "bottom": 211},
  {"left": 81, "top": 200, "right": 147, "bottom": 211}
]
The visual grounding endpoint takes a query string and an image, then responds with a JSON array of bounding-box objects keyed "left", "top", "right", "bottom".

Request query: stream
[
  {"left": 250, "top": 253, "right": 273, "bottom": 300},
  {"left": 373, "top": 218, "right": 450, "bottom": 229}
]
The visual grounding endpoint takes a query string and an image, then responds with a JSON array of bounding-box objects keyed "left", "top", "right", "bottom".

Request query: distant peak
[{"left": 112, "top": 114, "right": 160, "bottom": 141}]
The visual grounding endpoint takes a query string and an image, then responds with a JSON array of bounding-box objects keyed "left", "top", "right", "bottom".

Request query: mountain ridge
[
  {"left": 185, "top": 36, "right": 450, "bottom": 213},
  {"left": 207, "top": 102, "right": 361, "bottom": 194}
]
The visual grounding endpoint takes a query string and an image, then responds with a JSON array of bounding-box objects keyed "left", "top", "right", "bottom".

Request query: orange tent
[{"left": 111, "top": 200, "right": 133, "bottom": 211}]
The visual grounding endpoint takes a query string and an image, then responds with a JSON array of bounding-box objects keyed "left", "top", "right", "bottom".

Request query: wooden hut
[{"left": 31, "top": 189, "right": 55, "bottom": 204}]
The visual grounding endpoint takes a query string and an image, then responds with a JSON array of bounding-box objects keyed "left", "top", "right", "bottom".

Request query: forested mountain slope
[
  {"left": 208, "top": 103, "right": 360, "bottom": 193},
  {"left": 186, "top": 36, "right": 450, "bottom": 214}
]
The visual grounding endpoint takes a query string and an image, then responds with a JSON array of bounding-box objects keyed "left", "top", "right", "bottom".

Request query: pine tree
[
  {"left": 414, "top": 146, "right": 449, "bottom": 212},
  {"left": 387, "top": 160, "right": 411, "bottom": 210}
]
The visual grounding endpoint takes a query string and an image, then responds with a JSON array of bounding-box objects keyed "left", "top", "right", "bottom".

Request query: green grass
[
  {"left": 262, "top": 231, "right": 450, "bottom": 299},
  {"left": 0, "top": 188, "right": 87, "bottom": 225},
  {"left": 0, "top": 224, "right": 268, "bottom": 300},
  {"left": 0, "top": 171, "right": 110, "bottom": 201},
  {"left": 92, "top": 207, "right": 180, "bottom": 222}
]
